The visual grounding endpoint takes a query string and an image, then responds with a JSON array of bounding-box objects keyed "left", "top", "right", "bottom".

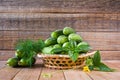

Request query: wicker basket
[{"left": 38, "top": 51, "right": 96, "bottom": 69}]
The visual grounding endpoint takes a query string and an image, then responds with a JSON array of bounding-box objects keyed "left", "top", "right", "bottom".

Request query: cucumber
[
  {"left": 51, "top": 29, "right": 63, "bottom": 39},
  {"left": 15, "top": 50, "right": 25, "bottom": 59},
  {"left": 77, "top": 42, "right": 89, "bottom": 47},
  {"left": 42, "top": 46, "right": 53, "bottom": 54},
  {"left": 68, "top": 33, "right": 83, "bottom": 42},
  {"left": 18, "top": 57, "right": 35, "bottom": 67},
  {"left": 63, "top": 27, "right": 75, "bottom": 35},
  {"left": 62, "top": 42, "right": 70, "bottom": 48},
  {"left": 53, "top": 44, "right": 62, "bottom": 49},
  {"left": 57, "top": 35, "right": 68, "bottom": 44},
  {"left": 77, "top": 42, "right": 90, "bottom": 53},
  {"left": 44, "top": 37, "right": 57, "bottom": 46},
  {"left": 7, "top": 57, "right": 18, "bottom": 67}
]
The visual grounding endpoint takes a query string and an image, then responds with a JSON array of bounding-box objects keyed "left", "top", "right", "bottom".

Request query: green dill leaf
[
  {"left": 15, "top": 39, "right": 45, "bottom": 67},
  {"left": 33, "top": 39, "right": 45, "bottom": 53}
]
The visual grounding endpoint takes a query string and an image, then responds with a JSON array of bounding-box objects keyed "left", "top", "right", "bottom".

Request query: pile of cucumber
[
  {"left": 7, "top": 50, "right": 36, "bottom": 67},
  {"left": 7, "top": 39, "right": 45, "bottom": 67},
  {"left": 42, "top": 27, "right": 90, "bottom": 54}
]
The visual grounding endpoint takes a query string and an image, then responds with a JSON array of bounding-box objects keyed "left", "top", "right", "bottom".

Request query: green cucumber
[{"left": 51, "top": 29, "right": 63, "bottom": 39}]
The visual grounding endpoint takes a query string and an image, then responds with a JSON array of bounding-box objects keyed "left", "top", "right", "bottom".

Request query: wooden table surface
[{"left": 0, "top": 60, "right": 120, "bottom": 80}]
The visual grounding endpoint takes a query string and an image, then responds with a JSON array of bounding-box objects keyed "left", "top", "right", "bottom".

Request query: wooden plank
[
  {"left": 77, "top": 32, "right": 120, "bottom": 51},
  {"left": 104, "top": 61, "right": 120, "bottom": 71},
  {"left": 64, "top": 70, "right": 92, "bottom": 80},
  {"left": 1, "top": 31, "right": 120, "bottom": 51},
  {"left": 0, "top": 50, "right": 120, "bottom": 61},
  {"left": 39, "top": 68, "right": 65, "bottom": 80},
  {"left": 101, "top": 51, "right": 120, "bottom": 60},
  {"left": 87, "top": 61, "right": 120, "bottom": 80},
  {"left": 13, "top": 67, "right": 41, "bottom": 80},
  {"left": 0, "top": 50, "right": 15, "bottom": 61},
  {"left": 88, "top": 71, "right": 120, "bottom": 80},
  {"left": 0, "top": 0, "right": 119, "bottom": 13},
  {"left": 0, "top": 67, "right": 21, "bottom": 80},
  {"left": 0, "top": 61, "right": 6, "bottom": 69},
  {"left": 0, "top": 13, "right": 119, "bottom": 32}
]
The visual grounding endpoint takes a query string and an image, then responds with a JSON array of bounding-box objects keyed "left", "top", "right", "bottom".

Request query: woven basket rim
[{"left": 38, "top": 51, "right": 96, "bottom": 58}]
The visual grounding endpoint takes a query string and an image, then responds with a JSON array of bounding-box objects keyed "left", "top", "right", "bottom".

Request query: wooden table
[{"left": 0, "top": 60, "right": 120, "bottom": 80}]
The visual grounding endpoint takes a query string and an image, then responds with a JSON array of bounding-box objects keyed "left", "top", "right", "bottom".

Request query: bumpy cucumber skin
[
  {"left": 53, "top": 44, "right": 62, "bottom": 48},
  {"left": 7, "top": 57, "right": 18, "bottom": 67},
  {"left": 62, "top": 42, "right": 70, "bottom": 48},
  {"left": 51, "top": 30, "right": 63, "bottom": 39},
  {"left": 77, "top": 42, "right": 90, "bottom": 53},
  {"left": 63, "top": 27, "right": 75, "bottom": 35},
  {"left": 68, "top": 33, "right": 83, "bottom": 42},
  {"left": 42, "top": 46, "right": 53, "bottom": 54},
  {"left": 57, "top": 35, "right": 68, "bottom": 44},
  {"left": 44, "top": 37, "right": 57, "bottom": 46}
]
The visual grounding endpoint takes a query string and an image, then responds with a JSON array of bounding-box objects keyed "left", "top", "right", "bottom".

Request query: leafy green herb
[
  {"left": 15, "top": 39, "right": 45, "bottom": 67},
  {"left": 42, "top": 46, "right": 54, "bottom": 54},
  {"left": 85, "top": 51, "right": 114, "bottom": 72},
  {"left": 98, "top": 63, "right": 114, "bottom": 72},
  {"left": 51, "top": 40, "right": 89, "bottom": 61},
  {"left": 93, "top": 50, "right": 101, "bottom": 66},
  {"left": 68, "top": 51, "right": 79, "bottom": 62},
  {"left": 86, "top": 57, "right": 93, "bottom": 66},
  {"left": 33, "top": 39, "right": 45, "bottom": 53},
  {"left": 51, "top": 48, "right": 67, "bottom": 54}
]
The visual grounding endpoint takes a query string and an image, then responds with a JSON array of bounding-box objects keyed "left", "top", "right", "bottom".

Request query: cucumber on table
[
  {"left": 7, "top": 57, "right": 19, "bottom": 67},
  {"left": 18, "top": 57, "right": 36, "bottom": 67}
]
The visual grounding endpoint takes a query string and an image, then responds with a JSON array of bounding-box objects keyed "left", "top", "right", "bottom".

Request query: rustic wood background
[{"left": 0, "top": 0, "right": 120, "bottom": 60}]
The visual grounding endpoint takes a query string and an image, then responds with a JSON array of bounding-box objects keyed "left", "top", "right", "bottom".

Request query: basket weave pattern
[
  {"left": 40, "top": 51, "right": 95, "bottom": 69},
  {"left": 43, "top": 56, "right": 86, "bottom": 69}
]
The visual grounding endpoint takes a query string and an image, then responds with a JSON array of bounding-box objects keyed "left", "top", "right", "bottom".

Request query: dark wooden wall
[{"left": 0, "top": 0, "right": 120, "bottom": 60}]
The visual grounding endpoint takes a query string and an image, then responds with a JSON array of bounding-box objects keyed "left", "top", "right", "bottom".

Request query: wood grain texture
[
  {"left": 104, "top": 61, "right": 120, "bottom": 71},
  {"left": 0, "top": 61, "right": 6, "bottom": 69},
  {"left": 0, "top": 0, "right": 119, "bottom": 13},
  {"left": 0, "top": 0, "right": 119, "bottom": 61},
  {"left": 0, "top": 31, "right": 120, "bottom": 51},
  {"left": 13, "top": 67, "right": 41, "bottom": 80},
  {"left": 0, "top": 13, "right": 119, "bottom": 50},
  {"left": 39, "top": 68, "right": 65, "bottom": 80},
  {"left": 0, "top": 67, "right": 21, "bottom": 80},
  {"left": 64, "top": 70, "right": 92, "bottom": 80},
  {"left": 88, "top": 71, "right": 120, "bottom": 80},
  {"left": 0, "top": 50, "right": 15, "bottom": 61},
  {"left": 0, "top": 13, "right": 119, "bottom": 32},
  {"left": 0, "top": 50, "right": 119, "bottom": 61},
  {"left": 0, "top": 61, "right": 120, "bottom": 80},
  {"left": 77, "top": 32, "right": 120, "bottom": 51},
  {"left": 100, "top": 51, "right": 120, "bottom": 60},
  {"left": 87, "top": 61, "right": 120, "bottom": 80}
]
